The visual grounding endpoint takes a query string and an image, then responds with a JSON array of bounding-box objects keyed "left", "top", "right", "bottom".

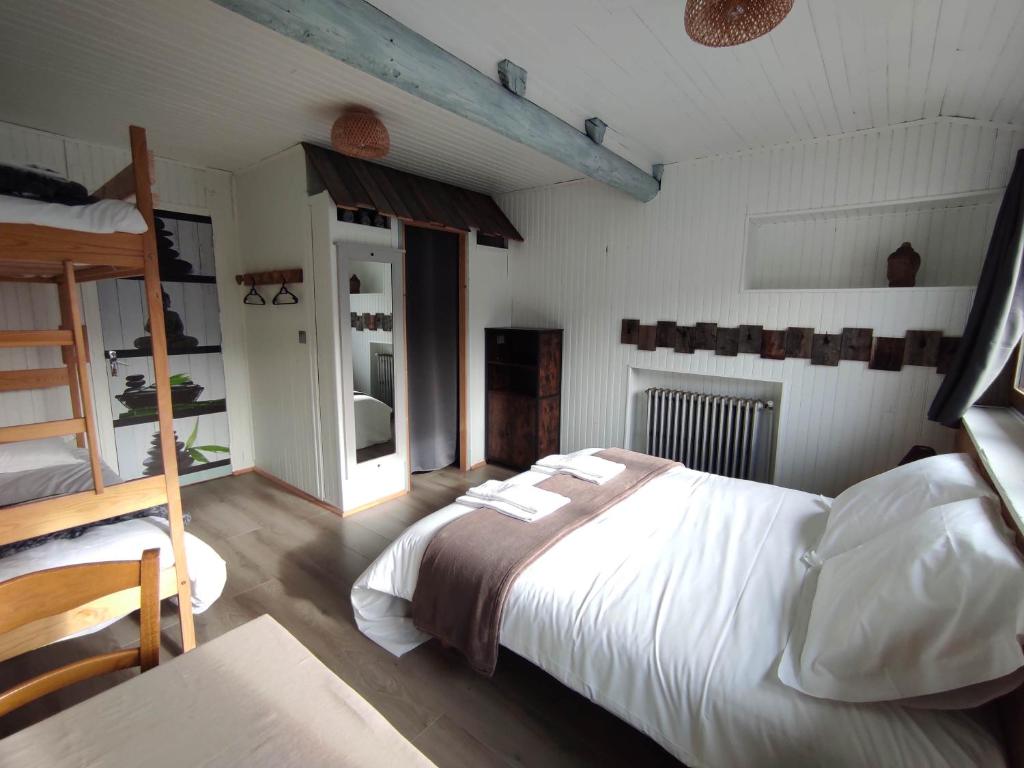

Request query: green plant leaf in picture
[
  {"left": 169, "top": 373, "right": 193, "bottom": 386},
  {"left": 186, "top": 448, "right": 210, "bottom": 464},
  {"left": 182, "top": 419, "right": 228, "bottom": 465}
]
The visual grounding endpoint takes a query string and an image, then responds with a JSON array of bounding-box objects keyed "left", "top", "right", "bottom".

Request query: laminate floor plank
[{"left": 0, "top": 466, "right": 680, "bottom": 766}]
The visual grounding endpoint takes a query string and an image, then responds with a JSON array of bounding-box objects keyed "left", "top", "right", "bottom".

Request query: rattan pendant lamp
[
  {"left": 684, "top": 0, "right": 794, "bottom": 47},
  {"left": 331, "top": 106, "right": 390, "bottom": 160}
]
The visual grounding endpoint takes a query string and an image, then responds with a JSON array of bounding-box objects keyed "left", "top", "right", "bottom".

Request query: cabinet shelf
[
  {"left": 113, "top": 399, "right": 227, "bottom": 427},
  {"left": 110, "top": 345, "right": 222, "bottom": 359},
  {"left": 485, "top": 328, "right": 562, "bottom": 470}
]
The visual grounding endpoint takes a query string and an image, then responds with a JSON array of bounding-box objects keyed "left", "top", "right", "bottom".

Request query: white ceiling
[{"left": 0, "top": 0, "right": 1021, "bottom": 196}]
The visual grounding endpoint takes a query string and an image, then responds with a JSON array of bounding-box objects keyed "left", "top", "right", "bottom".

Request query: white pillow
[
  {"left": 779, "top": 496, "right": 1024, "bottom": 703},
  {"left": 0, "top": 437, "right": 83, "bottom": 474},
  {"left": 813, "top": 453, "right": 995, "bottom": 560}
]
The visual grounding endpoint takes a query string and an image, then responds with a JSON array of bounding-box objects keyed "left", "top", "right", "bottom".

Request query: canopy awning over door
[{"left": 303, "top": 143, "right": 523, "bottom": 242}]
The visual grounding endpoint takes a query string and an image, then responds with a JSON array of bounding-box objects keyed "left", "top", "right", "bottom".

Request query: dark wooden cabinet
[{"left": 485, "top": 328, "right": 562, "bottom": 469}]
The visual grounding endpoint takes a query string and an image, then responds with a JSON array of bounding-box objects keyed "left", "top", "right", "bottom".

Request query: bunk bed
[{"left": 0, "top": 126, "right": 200, "bottom": 654}]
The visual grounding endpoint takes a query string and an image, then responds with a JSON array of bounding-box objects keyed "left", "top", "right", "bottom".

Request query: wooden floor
[{"left": 0, "top": 466, "right": 680, "bottom": 767}]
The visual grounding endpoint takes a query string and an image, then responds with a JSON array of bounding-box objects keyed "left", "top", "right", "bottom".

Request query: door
[
  {"left": 96, "top": 210, "right": 233, "bottom": 484},
  {"left": 404, "top": 226, "right": 460, "bottom": 472}
]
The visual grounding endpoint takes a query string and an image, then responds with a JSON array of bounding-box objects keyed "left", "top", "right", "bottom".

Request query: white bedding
[
  {"left": 0, "top": 516, "right": 226, "bottom": 616},
  {"left": 0, "top": 194, "right": 147, "bottom": 234},
  {"left": 352, "top": 463, "right": 1005, "bottom": 767},
  {"left": 354, "top": 393, "right": 393, "bottom": 449}
]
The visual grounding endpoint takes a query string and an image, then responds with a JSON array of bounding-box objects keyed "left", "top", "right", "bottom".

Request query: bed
[
  {"left": 354, "top": 392, "right": 393, "bottom": 450},
  {"left": 353, "top": 459, "right": 1009, "bottom": 767},
  {"left": 0, "top": 125, "right": 202, "bottom": 651},
  {"left": 0, "top": 441, "right": 226, "bottom": 633}
]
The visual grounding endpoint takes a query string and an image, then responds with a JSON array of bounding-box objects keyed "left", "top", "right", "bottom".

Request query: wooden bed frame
[{"left": 0, "top": 126, "right": 195, "bottom": 653}]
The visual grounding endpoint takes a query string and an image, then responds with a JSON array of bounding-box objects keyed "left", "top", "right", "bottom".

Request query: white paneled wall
[
  {"left": 349, "top": 290, "right": 394, "bottom": 396},
  {"left": 0, "top": 283, "right": 66, "bottom": 426},
  {"left": 746, "top": 191, "right": 1000, "bottom": 290},
  {"left": 235, "top": 147, "right": 320, "bottom": 495},
  {"left": 499, "top": 117, "right": 1023, "bottom": 496},
  {"left": 467, "top": 241, "right": 512, "bottom": 466},
  {"left": 0, "top": 120, "right": 253, "bottom": 470}
]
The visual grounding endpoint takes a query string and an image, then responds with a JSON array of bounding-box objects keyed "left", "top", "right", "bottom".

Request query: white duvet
[
  {"left": 0, "top": 194, "right": 147, "bottom": 234},
  {"left": 0, "top": 517, "right": 226, "bottom": 617},
  {"left": 352, "top": 464, "right": 1005, "bottom": 767}
]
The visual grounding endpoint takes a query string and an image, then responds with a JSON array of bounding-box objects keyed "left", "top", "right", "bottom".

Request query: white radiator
[
  {"left": 373, "top": 352, "right": 394, "bottom": 407},
  {"left": 645, "top": 388, "right": 774, "bottom": 481}
]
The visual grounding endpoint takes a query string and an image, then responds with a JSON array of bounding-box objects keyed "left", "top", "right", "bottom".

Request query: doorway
[{"left": 404, "top": 226, "right": 467, "bottom": 473}]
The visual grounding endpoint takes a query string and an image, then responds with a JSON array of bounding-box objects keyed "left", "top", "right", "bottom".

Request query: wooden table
[{"left": 0, "top": 615, "right": 437, "bottom": 767}]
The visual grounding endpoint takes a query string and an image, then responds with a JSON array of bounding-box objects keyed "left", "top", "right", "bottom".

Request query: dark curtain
[
  {"left": 929, "top": 149, "right": 1024, "bottom": 426},
  {"left": 405, "top": 227, "right": 460, "bottom": 472}
]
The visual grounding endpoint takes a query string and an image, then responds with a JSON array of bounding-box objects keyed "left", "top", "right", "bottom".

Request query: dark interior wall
[{"left": 405, "top": 226, "right": 460, "bottom": 472}]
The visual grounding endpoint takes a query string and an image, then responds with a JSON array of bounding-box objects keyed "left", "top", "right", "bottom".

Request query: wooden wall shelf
[{"left": 234, "top": 269, "right": 303, "bottom": 286}]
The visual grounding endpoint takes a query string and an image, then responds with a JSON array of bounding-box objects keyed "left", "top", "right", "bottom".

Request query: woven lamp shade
[
  {"left": 684, "top": 0, "right": 794, "bottom": 47},
  {"left": 331, "top": 107, "right": 390, "bottom": 160}
]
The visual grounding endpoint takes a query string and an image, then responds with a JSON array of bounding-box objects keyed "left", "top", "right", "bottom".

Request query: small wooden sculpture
[{"left": 887, "top": 242, "right": 921, "bottom": 287}]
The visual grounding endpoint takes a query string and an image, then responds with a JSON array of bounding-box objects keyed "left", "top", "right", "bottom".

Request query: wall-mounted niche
[{"left": 744, "top": 190, "right": 1001, "bottom": 291}]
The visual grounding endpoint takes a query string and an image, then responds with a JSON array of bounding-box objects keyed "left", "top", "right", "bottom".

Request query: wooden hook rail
[{"left": 234, "top": 269, "right": 303, "bottom": 286}]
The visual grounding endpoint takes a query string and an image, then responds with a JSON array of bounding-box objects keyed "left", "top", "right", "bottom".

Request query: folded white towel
[
  {"left": 464, "top": 479, "right": 570, "bottom": 520},
  {"left": 456, "top": 494, "right": 564, "bottom": 522},
  {"left": 533, "top": 452, "right": 625, "bottom": 485}
]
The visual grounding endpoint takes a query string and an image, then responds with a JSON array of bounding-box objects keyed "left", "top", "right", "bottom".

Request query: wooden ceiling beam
[{"left": 211, "top": 0, "right": 661, "bottom": 203}]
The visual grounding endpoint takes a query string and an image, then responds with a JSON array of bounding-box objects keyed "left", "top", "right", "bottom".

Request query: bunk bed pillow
[
  {"left": 811, "top": 453, "right": 994, "bottom": 560},
  {"left": 0, "top": 195, "right": 148, "bottom": 234},
  {"left": 0, "top": 437, "right": 82, "bottom": 474},
  {"left": 779, "top": 496, "right": 1024, "bottom": 703}
]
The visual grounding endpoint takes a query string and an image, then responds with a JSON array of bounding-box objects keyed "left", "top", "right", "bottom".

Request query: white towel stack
[
  {"left": 532, "top": 451, "right": 626, "bottom": 485},
  {"left": 457, "top": 479, "right": 570, "bottom": 522}
]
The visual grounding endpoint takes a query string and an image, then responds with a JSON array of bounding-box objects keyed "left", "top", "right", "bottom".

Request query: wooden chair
[{"left": 0, "top": 549, "right": 161, "bottom": 717}]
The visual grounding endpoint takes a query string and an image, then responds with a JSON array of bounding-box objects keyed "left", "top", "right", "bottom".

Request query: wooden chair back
[{"left": 0, "top": 548, "right": 161, "bottom": 717}]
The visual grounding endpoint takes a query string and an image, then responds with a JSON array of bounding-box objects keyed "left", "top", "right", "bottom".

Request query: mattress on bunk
[
  {"left": 0, "top": 516, "right": 227, "bottom": 614},
  {"left": 0, "top": 193, "right": 147, "bottom": 234},
  {"left": 0, "top": 454, "right": 178, "bottom": 558},
  {"left": 0, "top": 440, "right": 227, "bottom": 632}
]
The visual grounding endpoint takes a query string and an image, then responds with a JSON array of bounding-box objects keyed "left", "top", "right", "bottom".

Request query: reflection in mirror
[{"left": 347, "top": 259, "right": 395, "bottom": 462}]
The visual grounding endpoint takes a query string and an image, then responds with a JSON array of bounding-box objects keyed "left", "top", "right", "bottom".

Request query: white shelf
[
  {"left": 962, "top": 406, "right": 1024, "bottom": 534},
  {"left": 747, "top": 189, "right": 1003, "bottom": 225},
  {"left": 743, "top": 189, "right": 1001, "bottom": 291}
]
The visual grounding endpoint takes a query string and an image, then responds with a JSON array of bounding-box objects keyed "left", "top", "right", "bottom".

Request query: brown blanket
[{"left": 411, "top": 448, "right": 678, "bottom": 675}]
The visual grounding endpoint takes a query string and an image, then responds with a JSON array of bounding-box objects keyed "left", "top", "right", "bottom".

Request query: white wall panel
[
  {"left": 235, "top": 147, "right": 320, "bottom": 496},
  {"left": 498, "top": 117, "right": 1023, "bottom": 496},
  {"left": 467, "top": 241, "right": 512, "bottom": 466}
]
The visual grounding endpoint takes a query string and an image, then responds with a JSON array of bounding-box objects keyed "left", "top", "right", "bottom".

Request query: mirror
[{"left": 346, "top": 259, "right": 395, "bottom": 463}]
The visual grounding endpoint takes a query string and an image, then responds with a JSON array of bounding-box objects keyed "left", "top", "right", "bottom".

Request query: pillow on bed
[
  {"left": 0, "top": 437, "right": 83, "bottom": 474},
  {"left": 811, "top": 453, "right": 994, "bottom": 560},
  {"left": 779, "top": 496, "right": 1024, "bottom": 704}
]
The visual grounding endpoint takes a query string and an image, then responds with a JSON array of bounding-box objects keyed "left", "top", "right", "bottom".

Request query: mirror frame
[{"left": 335, "top": 243, "right": 408, "bottom": 503}]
